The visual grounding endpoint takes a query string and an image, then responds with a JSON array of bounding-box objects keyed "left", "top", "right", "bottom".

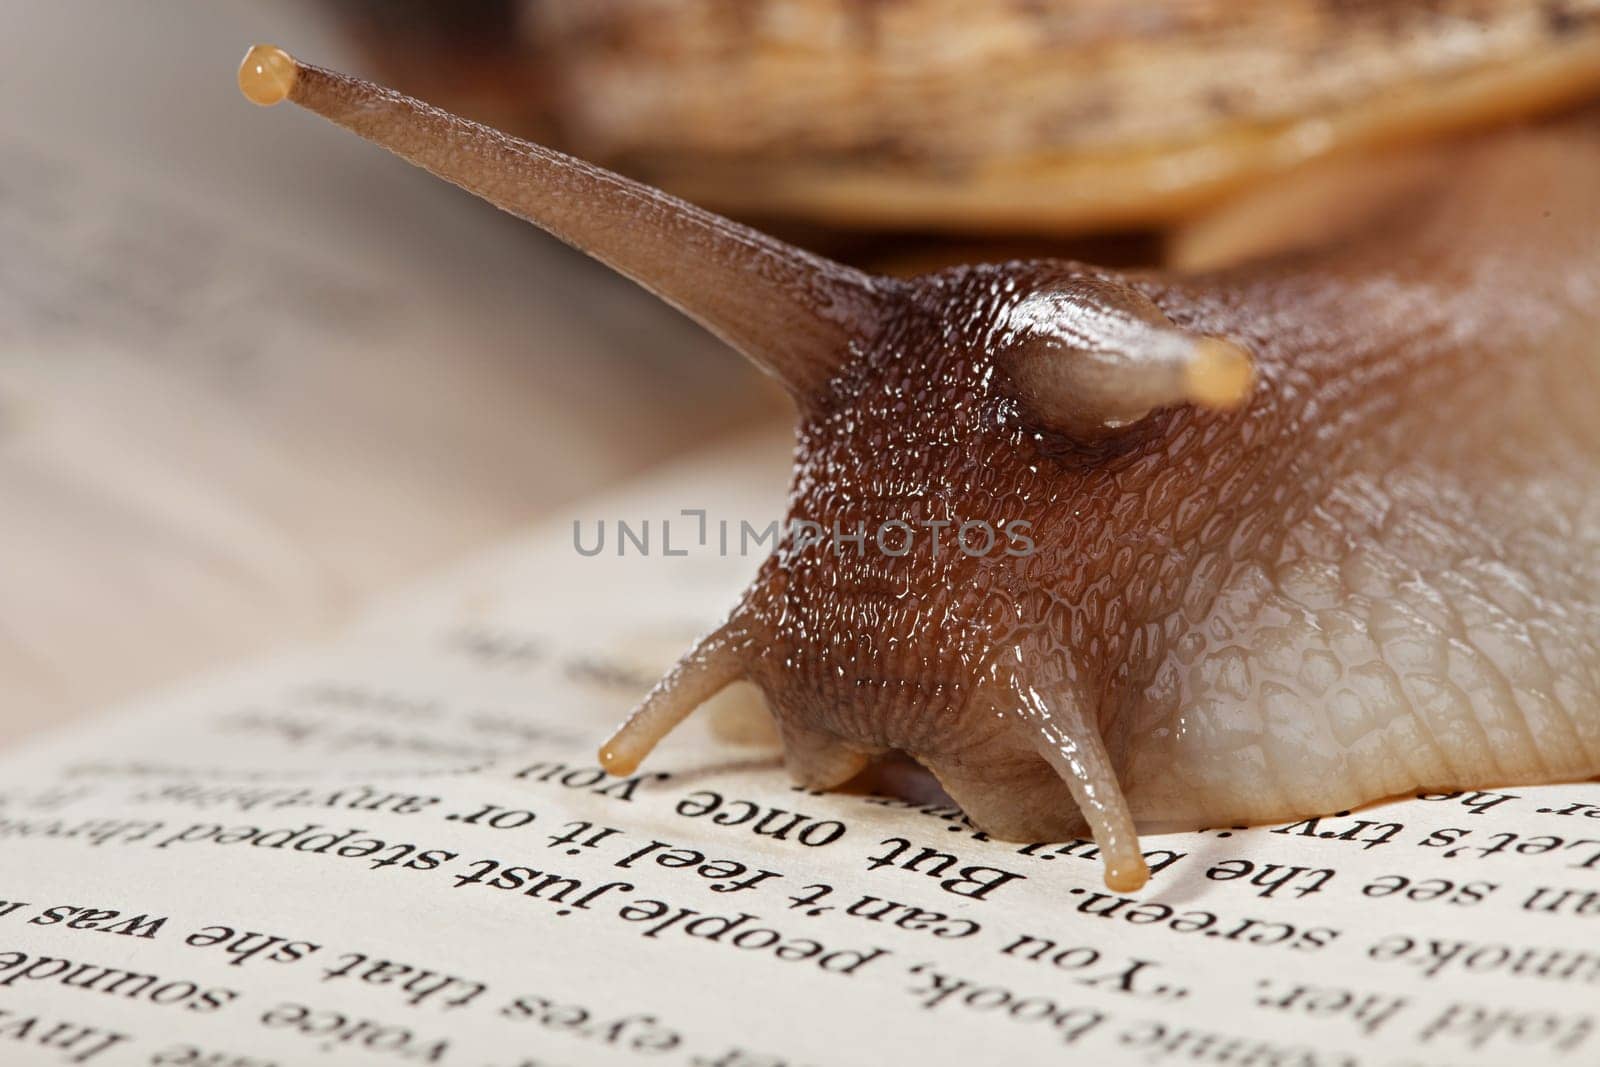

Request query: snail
[{"left": 241, "top": 45, "right": 1600, "bottom": 893}]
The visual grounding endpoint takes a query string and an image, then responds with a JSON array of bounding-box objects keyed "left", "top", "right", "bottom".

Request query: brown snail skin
[{"left": 243, "top": 47, "right": 1600, "bottom": 893}]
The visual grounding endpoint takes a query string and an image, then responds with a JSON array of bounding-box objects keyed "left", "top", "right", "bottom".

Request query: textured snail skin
[
  {"left": 246, "top": 48, "right": 1600, "bottom": 891},
  {"left": 736, "top": 127, "right": 1600, "bottom": 892}
]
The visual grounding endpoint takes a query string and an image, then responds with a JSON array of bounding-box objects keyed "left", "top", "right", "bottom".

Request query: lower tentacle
[
  {"left": 998, "top": 648, "right": 1149, "bottom": 892},
  {"left": 775, "top": 717, "right": 874, "bottom": 789},
  {"left": 598, "top": 614, "right": 755, "bottom": 775}
]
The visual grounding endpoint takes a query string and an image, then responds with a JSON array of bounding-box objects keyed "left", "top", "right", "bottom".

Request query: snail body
[{"left": 244, "top": 48, "right": 1600, "bottom": 891}]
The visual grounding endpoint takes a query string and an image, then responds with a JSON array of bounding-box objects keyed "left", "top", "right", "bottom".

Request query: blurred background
[
  {"left": 0, "top": 2, "right": 784, "bottom": 744},
  {"left": 4, "top": 0, "right": 1597, "bottom": 745}
]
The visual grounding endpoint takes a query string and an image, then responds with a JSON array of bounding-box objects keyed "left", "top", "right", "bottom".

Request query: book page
[{"left": 2, "top": 436, "right": 1597, "bottom": 1067}]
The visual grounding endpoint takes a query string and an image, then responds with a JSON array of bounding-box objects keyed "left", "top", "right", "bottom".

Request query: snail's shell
[
  {"left": 332, "top": 2, "right": 1600, "bottom": 233},
  {"left": 527, "top": 0, "right": 1600, "bottom": 232}
]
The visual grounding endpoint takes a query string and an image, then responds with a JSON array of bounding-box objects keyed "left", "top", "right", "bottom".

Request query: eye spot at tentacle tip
[
  {"left": 238, "top": 44, "right": 297, "bottom": 107},
  {"left": 1186, "top": 337, "right": 1256, "bottom": 410}
]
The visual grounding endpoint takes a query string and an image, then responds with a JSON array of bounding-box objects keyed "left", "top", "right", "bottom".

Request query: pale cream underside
[{"left": 1127, "top": 449, "right": 1600, "bottom": 827}]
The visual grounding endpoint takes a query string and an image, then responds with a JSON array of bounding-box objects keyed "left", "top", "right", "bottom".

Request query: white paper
[{"left": 2, "top": 438, "right": 1597, "bottom": 1067}]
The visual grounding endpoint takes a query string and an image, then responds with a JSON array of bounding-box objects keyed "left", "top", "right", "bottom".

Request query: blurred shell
[{"left": 335, "top": 0, "right": 1600, "bottom": 233}]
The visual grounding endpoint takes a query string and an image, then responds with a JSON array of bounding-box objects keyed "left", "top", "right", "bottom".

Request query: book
[{"left": 2, "top": 437, "right": 1595, "bottom": 1067}]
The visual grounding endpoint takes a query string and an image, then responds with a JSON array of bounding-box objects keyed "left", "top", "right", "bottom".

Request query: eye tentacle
[
  {"left": 1007, "top": 673, "right": 1149, "bottom": 893},
  {"left": 1003, "top": 275, "right": 1255, "bottom": 436},
  {"left": 598, "top": 614, "right": 756, "bottom": 776},
  {"left": 239, "top": 45, "right": 890, "bottom": 395}
]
